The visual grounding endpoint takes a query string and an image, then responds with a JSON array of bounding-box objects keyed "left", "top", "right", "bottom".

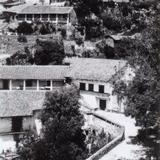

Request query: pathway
[{"left": 95, "top": 111, "right": 147, "bottom": 160}]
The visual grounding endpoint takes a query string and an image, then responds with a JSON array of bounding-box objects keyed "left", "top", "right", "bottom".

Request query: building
[
  {"left": 0, "top": 58, "right": 134, "bottom": 134},
  {"left": 103, "top": 0, "right": 130, "bottom": 3},
  {"left": 65, "top": 58, "right": 133, "bottom": 112},
  {"left": 16, "top": 5, "right": 77, "bottom": 26},
  {"left": 5, "top": 5, "right": 77, "bottom": 26},
  {"left": 0, "top": 65, "right": 69, "bottom": 133}
]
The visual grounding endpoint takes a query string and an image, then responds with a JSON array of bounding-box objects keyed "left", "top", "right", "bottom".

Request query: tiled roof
[
  {"left": 0, "top": 58, "right": 128, "bottom": 117},
  {"left": 0, "top": 91, "right": 45, "bottom": 117},
  {"left": 18, "top": 5, "right": 73, "bottom": 14},
  {"left": 65, "top": 58, "right": 127, "bottom": 82},
  {"left": 0, "top": 65, "right": 69, "bottom": 80}
]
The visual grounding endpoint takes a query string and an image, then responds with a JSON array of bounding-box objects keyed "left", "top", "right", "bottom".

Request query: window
[
  {"left": 99, "top": 85, "right": 104, "bottom": 93},
  {"left": 88, "top": 84, "right": 94, "bottom": 91},
  {"left": 39, "top": 80, "right": 51, "bottom": 90},
  {"left": 2, "top": 80, "right": 9, "bottom": 90},
  {"left": 12, "top": 117, "right": 23, "bottom": 132},
  {"left": 80, "top": 83, "right": 86, "bottom": 91},
  {"left": 99, "top": 99, "right": 106, "bottom": 110}
]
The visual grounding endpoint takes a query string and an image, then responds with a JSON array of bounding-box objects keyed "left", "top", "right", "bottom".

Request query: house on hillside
[
  {"left": 0, "top": 58, "right": 134, "bottom": 134},
  {"left": 44, "top": 0, "right": 66, "bottom": 6},
  {"left": 0, "top": 66, "right": 68, "bottom": 133},
  {"left": 4, "top": 5, "right": 77, "bottom": 27},
  {"left": 103, "top": 0, "right": 130, "bottom": 3},
  {"left": 65, "top": 58, "right": 134, "bottom": 112}
]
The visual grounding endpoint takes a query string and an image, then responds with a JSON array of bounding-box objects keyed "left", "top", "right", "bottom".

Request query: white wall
[
  {"left": 0, "top": 118, "right": 12, "bottom": 133},
  {"left": 23, "top": 117, "right": 35, "bottom": 131}
]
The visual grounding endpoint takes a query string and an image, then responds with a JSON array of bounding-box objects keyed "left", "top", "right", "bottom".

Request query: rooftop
[
  {"left": 0, "top": 91, "right": 45, "bottom": 117},
  {"left": 65, "top": 58, "right": 127, "bottom": 82},
  {"left": 0, "top": 65, "right": 69, "bottom": 80},
  {"left": 7, "top": 5, "right": 74, "bottom": 14}
]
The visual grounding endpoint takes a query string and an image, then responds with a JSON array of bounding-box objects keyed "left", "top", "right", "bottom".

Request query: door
[
  {"left": 12, "top": 117, "right": 23, "bottom": 132},
  {"left": 99, "top": 99, "right": 106, "bottom": 110}
]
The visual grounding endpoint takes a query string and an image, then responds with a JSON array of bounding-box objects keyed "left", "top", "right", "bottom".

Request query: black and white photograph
[{"left": 0, "top": 0, "right": 159, "bottom": 159}]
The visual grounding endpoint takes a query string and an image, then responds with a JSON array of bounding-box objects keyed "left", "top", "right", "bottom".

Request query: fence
[{"left": 86, "top": 111, "right": 125, "bottom": 160}]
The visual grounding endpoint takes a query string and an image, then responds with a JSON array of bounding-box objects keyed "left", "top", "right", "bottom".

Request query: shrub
[
  {"left": 17, "top": 22, "right": 33, "bottom": 35},
  {"left": 17, "top": 35, "right": 27, "bottom": 43}
]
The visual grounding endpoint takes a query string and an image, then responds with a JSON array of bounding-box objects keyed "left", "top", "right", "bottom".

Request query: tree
[
  {"left": 34, "top": 39, "right": 65, "bottom": 65},
  {"left": 69, "top": 0, "right": 103, "bottom": 19},
  {"left": 114, "top": 7, "right": 160, "bottom": 159},
  {"left": 6, "top": 47, "right": 34, "bottom": 65},
  {"left": 17, "top": 22, "right": 33, "bottom": 35},
  {"left": 18, "top": 87, "right": 87, "bottom": 160}
]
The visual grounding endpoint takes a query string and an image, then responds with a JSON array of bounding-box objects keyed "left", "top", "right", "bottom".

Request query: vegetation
[
  {"left": 16, "top": 22, "right": 56, "bottom": 35},
  {"left": 17, "top": 22, "right": 33, "bottom": 35},
  {"left": 6, "top": 47, "right": 34, "bottom": 65},
  {"left": 34, "top": 39, "right": 65, "bottom": 65},
  {"left": 18, "top": 87, "right": 88, "bottom": 160},
  {"left": 6, "top": 39, "right": 65, "bottom": 65},
  {"left": 113, "top": 7, "right": 160, "bottom": 159}
]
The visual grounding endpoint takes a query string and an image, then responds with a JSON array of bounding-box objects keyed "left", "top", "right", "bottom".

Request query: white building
[{"left": 0, "top": 58, "right": 134, "bottom": 134}]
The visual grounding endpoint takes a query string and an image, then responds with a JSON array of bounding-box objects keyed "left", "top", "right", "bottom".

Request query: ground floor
[{"left": 0, "top": 135, "right": 16, "bottom": 153}]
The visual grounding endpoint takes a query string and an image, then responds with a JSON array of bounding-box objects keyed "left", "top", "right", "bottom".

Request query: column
[
  {"left": 67, "top": 14, "right": 69, "bottom": 26},
  {"left": 40, "top": 14, "right": 42, "bottom": 22},
  {"left": 33, "top": 14, "right": 34, "bottom": 21},
  {"left": 50, "top": 80, "right": 53, "bottom": 91},
  {"left": 37, "top": 80, "right": 39, "bottom": 91},
  {"left": 25, "top": 14, "right": 27, "bottom": 21},
  {"left": 9, "top": 80, "right": 12, "bottom": 90},
  {"left": 23, "top": 80, "right": 26, "bottom": 91},
  {"left": 56, "top": 14, "right": 58, "bottom": 25}
]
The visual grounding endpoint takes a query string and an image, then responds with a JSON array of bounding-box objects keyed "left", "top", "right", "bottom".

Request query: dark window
[
  {"left": 99, "top": 99, "right": 106, "bottom": 110},
  {"left": 88, "top": 84, "right": 94, "bottom": 91},
  {"left": 3, "top": 80, "right": 9, "bottom": 89},
  {"left": 99, "top": 85, "right": 104, "bottom": 93},
  {"left": 12, "top": 117, "right": 23, "bottom": 132},
  {"left": 26, "top": 80, "right": 32, "bottom": 87},
  {"left": 47, "top": 81, "right": 51, "bottom": 86},
  {"left": 80, "top": 83, "right": 86, "bottom": 90}
]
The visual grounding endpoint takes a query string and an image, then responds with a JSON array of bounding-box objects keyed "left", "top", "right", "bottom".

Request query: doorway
[
  {"left": 12, "top": 117, "right": 23, "bottom": 132},
  {"left": 99, "top": 99, "right": 106, "bottom": 110}
]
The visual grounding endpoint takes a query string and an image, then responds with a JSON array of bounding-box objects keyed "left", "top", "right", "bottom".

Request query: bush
[
  {"left": 17, "top": 35, "right": 27, "bottom": 43},
  {"left": 82, "top": 18, "right": 103, "bottom": 39},
  {"left": 75, "top": 36, "right": 83, "bottom": 45},
  {"left": 101, "top": 14, "right": 122, "bottom": 32},
  {"left": 34, "top": 39, "right": 65, "bottom": 65},
  {"left": 61, "top": 28, "right": 67, "bottom": 39},
  {"left": 17, "top": 22, "right": 33, "bottom": 35}
]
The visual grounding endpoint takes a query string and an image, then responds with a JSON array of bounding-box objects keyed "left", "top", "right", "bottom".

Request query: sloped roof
[
  {"left": 18, "top": 5, "right": 73, "bottom": 14},
  {"left": 65, "top": 58, "right": 127, "bottom": 82},
  {"left": 0, "top": 91, "right": 45, "bottom": 117},
  {"left": 0, "top": 65, "right": 69, "bottom": 80}
]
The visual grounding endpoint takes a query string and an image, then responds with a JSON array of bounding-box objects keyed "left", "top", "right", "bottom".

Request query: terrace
[{"left": 0, "top": 79, "right": 64, "bottom": 91}]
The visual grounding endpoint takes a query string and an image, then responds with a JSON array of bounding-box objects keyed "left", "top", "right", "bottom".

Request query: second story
[
  {"left": 0, "top": 58, "right": 134, "bottom": 93},
  {"left": 0, "top": 65, "right": 69, "bottom": 91},
  {"left": 4, "top": 5, "right": 77, "bottom": 26}
]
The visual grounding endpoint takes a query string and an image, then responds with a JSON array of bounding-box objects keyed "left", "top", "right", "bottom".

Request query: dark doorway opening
[
  {"left": 99, "top": 99, "right": 106, "bottom": 110},
  {"left": 12, "top": 117, "right": 23, "bottom": 132},
  {"left": 3, "top": 80, "right": 9, "bottom": 89}
]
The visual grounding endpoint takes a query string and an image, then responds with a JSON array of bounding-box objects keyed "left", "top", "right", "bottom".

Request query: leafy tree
[
  {"left": 17, "top": 35, "right": 27, "bottom": 43},
  {"left": 6, "top": 47, "right": 34, "bottom": 65},
  {"left": 82, "top": 18, "right": 103, "bottom": 39},
  {"left": 34, "top": 39, "right": 65, "bottom": 65},
  {"left": 18, "top": 87, "right": 87, "bottom": 160},
  {"left": 69, "top": 0, "right": 103, "bottom": 19},
  {"left": 113, "top": 8, "right": 160, "bottom": 159},
  {"left": 17, "top": 22, "right": 33, "bottom": 35}
]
